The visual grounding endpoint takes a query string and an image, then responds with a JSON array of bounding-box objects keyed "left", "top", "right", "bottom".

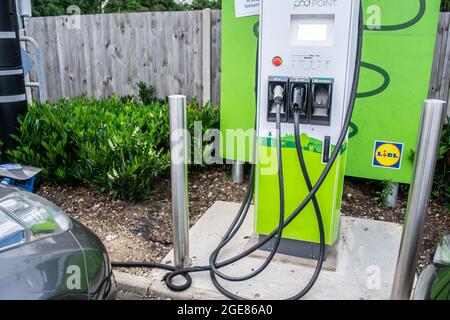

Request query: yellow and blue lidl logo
[{"left": 373, "top": 141, "right": 403, "bottom": 169}]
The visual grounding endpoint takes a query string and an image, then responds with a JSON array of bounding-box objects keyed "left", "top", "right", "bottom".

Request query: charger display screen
[{"left": 297, "top": 24, "right": 328, "bottom": 42}]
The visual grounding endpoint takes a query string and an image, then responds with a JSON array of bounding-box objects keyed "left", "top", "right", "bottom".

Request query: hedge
[{"left": 5, "top": 95, "right": 219, "bottom": 201}]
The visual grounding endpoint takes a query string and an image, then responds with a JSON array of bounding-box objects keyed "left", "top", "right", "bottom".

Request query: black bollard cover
[
  {"left": 0, "top": 100, "right": 27, "bottom": 150},
  {"left": 0, "top": 0, "right": 28, "bottom": 153},
  {"left": 0, "top": 0, "right": 21, "bottom": 68},
  {"left": 0, "top": 67, "right": 28, "bottom": 151},
  {"left": 0, "top": 68, "right": 26, "bottom": 96}
]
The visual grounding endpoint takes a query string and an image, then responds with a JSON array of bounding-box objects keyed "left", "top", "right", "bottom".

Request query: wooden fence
[
  {"left": 25, "top": 10, "right": 221, "bottom": 105},
  {"left": 26, "top": 11, "right": 450, "bottom": 113},
  {"left": 429, "top": 13, "right": 450, "bottom": 118}
]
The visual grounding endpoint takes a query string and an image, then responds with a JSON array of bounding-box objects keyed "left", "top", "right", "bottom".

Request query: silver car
[{"left": 0, "top": 184, "right": 116, "bottom": 300}]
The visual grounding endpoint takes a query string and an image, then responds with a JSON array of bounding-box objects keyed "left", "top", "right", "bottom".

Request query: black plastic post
[
  {"left": 0, "top": 0, "right": 21, "bottom": 68},
  {"left": 0, "top": 0, "right": 28, "bottom": 152}
]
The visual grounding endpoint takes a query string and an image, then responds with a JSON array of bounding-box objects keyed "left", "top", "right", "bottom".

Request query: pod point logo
[
  {"left": 373, "top": 141, "right": 403, "bottom": 169},
  {"left": 294, "top": 0, "right": 338, "bottom": 8}
]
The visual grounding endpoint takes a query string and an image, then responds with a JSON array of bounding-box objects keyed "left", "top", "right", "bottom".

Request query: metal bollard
[
  {"left": 231, "top": 161, "right": 245, "bottom": 184},
  {"left": 384, "top": 183, "right": 399, "bottom": 208},
  {"left": 391, "top": 99, "right": 447, "bottom": 300},
  {"left": 169, "top": 95, "right": 190, "bottom": 269}
]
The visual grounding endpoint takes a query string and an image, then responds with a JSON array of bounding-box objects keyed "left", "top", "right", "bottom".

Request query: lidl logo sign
[{"left": 373, "top": 141, "right": 403, "bottom": 169}]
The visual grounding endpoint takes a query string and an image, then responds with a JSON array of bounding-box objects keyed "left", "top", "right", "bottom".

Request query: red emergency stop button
[{"left": 272, "top": 56, "right": 283, "bottom": 67}]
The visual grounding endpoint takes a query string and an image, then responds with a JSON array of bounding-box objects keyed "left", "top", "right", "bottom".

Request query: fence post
[
  {"left": 428, "top": 13, "right": 450, "bottom": 119},
  {"left": 169, "top": 95, "right": 190, "bottom": 269},
  {"left": 201, "top": 9, "right": 211, "bottom": 106},
  {"left": 391, "top": 99, "right": 447, "bottom": 300}
]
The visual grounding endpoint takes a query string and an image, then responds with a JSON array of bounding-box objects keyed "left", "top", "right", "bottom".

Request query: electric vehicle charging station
[
  {"left": 255, "top": 0, "right": 361, "bottom": 255},
  {"left": 146, "top": 0, "right": 442, "bottom": 300},
  {"left": 144, "top": 0, "right": 389, "bottom": 300}
]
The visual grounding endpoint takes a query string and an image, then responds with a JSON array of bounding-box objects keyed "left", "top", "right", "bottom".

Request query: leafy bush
[
  {"left": 187, "top": 0, "right": 221, "bottom": 10},
  {"left": 137, "top": 81, "right": 157, "bottom": 105},
  {"left": 27, "top": 0, "right": 450, "bottom": 17},
  {"left": 186, "top": 98, "right": 221, "bottom": 167},
  {"left": 7, "top": 96, "right": 170, "bottom": 201},
  {"left": 434, "top": 118, "right": 450, "bottom": 207},
  {"left": 31, "top": 0, "right": 103, "bottom": 17},
  {"left": 103, "top": 0, "right": 222, "bottom": 13},
  {"left": 375, "top": 180, "right": 394, "bottom": 203},
  {"left": 31, "top": 0, "right": 222, "bottom": 17},
  {"left": 120, "top": 82, "right": 159, "bottom": 105},
  {"left": 5, "top": 94, "right": 219, "bottom": 201},
  {"left": 443, "top": 0, "right": 450, "bottom": 12},
  {"left": 187, "top": 97, "right": 220, "bottom": 135}
]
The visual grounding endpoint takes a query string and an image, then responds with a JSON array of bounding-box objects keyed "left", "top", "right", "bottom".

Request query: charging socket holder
[
  {"left": 267, "top": 76, "right": 289, "bottom": 123},
  {"left": 310, "top": 78, "right": 333, "bottom": 126},
  {"left": 288, "top": 77, "right": 311, "bottom": 124}
]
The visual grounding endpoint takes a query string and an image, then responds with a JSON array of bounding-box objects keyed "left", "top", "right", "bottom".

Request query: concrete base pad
[
  {"left": 246, "top": 235, "right": 339, "bottom": 272},
  {"left": 147, "top": 201, "right": 403, "bottom": 300}
]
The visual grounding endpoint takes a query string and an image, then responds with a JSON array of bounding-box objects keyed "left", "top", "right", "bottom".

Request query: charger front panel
[
  {"left": 255, "top": 0, "right": 361, "bottom": 246},
  {"left": 257, "top": 0, "right": 360, "bottom": 145}
]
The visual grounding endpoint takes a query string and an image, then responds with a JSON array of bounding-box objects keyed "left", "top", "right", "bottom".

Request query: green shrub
[
  {"left": 7, "top": 96, "right": 171, "bottom": 201},
  {"left": 31, "top": 0, "right": 222, "bottom": 17},
  {"left": 443, "top": 0, "right": 450, "bottom": 12},
  {"left": 5, "top": 94, "right": 219, "bottom": 201},
  {"left": 187, "top": 98, "right": 221, "bottom": 168},
  {"left": 137, "top": 81, "right": 157, "bottom": 105},
  {"left": 188, "top": 0, "right": 221, "bottom": 10},
  {"left": 434, "top": 118, "right": 450, "bottom": 207},
  {"left": 375, "top": 180, "right": 394, "bottom": 203},
  {"left": 187, "top": 98, "right": 220, "bottom": 133}
]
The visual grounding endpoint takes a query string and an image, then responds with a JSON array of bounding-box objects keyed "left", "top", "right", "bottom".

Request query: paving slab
[{"left": 145, "top": 201, "right": 403, "bottom": 300}]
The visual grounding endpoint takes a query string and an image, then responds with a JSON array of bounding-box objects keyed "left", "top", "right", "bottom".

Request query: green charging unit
[
  {"left": 254, "top": 0, "right": 360, "bottom": 251},
  {"left": 220, "top": 0, "right": 440, "bottom": 183},
  {"left": 220, "top": 0, "right": 440, "bottom": 254}
]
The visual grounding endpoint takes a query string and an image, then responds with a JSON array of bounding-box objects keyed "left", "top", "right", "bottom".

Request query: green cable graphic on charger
[
  {"left": 349, "top": 0, "right": 426, "bottom": 138},
  {"left": 363, "top": 0, "right": 426, "bottom": 31},
  {"left": 350, "top": 62, "right": 391, "bottom": 138}
]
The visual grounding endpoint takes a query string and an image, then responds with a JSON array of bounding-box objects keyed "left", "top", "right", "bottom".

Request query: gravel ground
[
  {"left": 342, "top": 178, "right": 450, "bottom": 272},
  {"left": 37, "top": 167, "right": 449, "bottom": 277},
  {"left": 37, "top": 167, "right": 248, "bottom": 277}
]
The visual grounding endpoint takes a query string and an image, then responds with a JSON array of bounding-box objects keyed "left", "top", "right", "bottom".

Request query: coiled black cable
[{"left": 112, "top": 0, "right": 364, "bottom": 300}]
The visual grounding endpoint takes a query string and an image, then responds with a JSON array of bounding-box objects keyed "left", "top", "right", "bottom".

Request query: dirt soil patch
[
  {"left": 37, "top": 167, "right": 247, "bottom": 277},
  {"left": 38, "top": 168, "right": 449, "bottom": 276},
  {"left": 342, "top": 178, "right": 450, "bottom": 272}
]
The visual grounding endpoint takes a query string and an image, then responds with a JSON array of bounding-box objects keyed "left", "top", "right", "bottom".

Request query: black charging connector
[
  {"left": 267, "top": 76, "right": 289, "bottom": 123},
  {"left": 292, "top": 87, "right": 306, "bottom": 111},
  {"left": 289, "top": 77, "right": 310, "bottom": 124}
]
